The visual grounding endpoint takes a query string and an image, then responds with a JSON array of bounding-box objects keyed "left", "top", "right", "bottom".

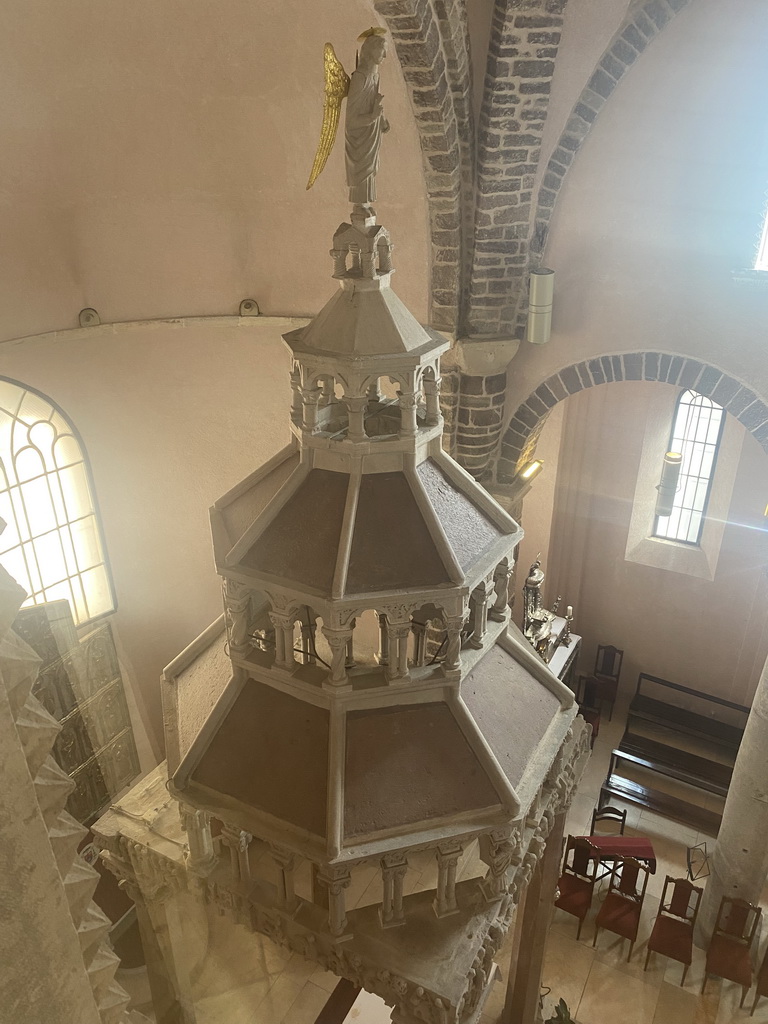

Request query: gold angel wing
[{"left": 306, "top": 43, "right": 350, "bottom": 190}]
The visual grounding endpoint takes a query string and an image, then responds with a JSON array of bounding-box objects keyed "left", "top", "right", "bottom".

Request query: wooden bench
[
  {"left": 619, "top": 731, "right": 733, "bottom": 798},
  {"left": 628, "top": 674, "right": 748, "bottom": 755},
  {"left": 602, "top": 750, "right": 721, "bottom": 836}
]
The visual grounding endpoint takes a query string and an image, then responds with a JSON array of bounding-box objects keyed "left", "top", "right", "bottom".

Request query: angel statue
[{"left": 306, "top": 28, "right": 390, "bottom": 214}]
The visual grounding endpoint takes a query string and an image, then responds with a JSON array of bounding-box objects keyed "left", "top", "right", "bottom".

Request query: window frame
[
  {"left": 0, "top": 376, "right": 117, "bottom": 626},
  {"left": 652, "top": 388, "right": 725, "bottom": 546}
]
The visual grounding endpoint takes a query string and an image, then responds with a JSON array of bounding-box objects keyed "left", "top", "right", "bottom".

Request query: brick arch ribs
[{"left": 496, "top": 352, "right": 768, "bottom": 484}]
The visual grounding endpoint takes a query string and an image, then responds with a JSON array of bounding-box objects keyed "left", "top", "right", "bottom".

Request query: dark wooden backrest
[
  {"left": 608, "top": 857, "right": 648, "bottom": 902},
  {"left": 595, "top": 644, "right": 623, "bottom": 681},
  {"left": 661, "top": 875, "right": 702, "bottom": 924},
  {"left": 591, "top": 804, "right": 627, "bottom": 835},
  {"left": 714, "top": 896, "right": 761, "bottom": 946},
  {"left": 563, "top": 835, "right": 597, "bottom": 882}
]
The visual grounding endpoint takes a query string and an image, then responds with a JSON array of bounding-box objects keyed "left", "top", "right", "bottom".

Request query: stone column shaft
[
  {"left": 433, "top": 843, "right": 462, "bottom": 917},
  {"left": 697, "top": 655, "right": 768, "bottom": 944}
]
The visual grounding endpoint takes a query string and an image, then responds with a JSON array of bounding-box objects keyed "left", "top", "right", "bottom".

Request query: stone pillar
[
  {"left": 489, "top": 561, "right": 513, "bottom": 622},
  {"left": 376, "top": 613, "right": 389, "bottom": 667},
  {"left": 433, "top": 842, "right": 462, "bottom": 918},
  {"left": 269, "top": 612, "right": 294, "bottom": 669},
  {"left": 444, "top": 615, "right": 465, "bottom": 672},
  {"left": 502, "top": 812, "right": 566, "bottom": 1024},
  {"left": 386, "top": 620, "right": 411, "bottom": 682},
  {"left": 398, "top": 391, "right": 419, "bottom": 437},
  {"left": 181, "top": 807, "right": 216, "bottom": 874},
  {"left": 345, "top": 620, "right": 357, "bottom": 670},
  {"left": 469, "top": 581, "right": 492, "bottom": 650},
  {"left": 301, "top": 384, "right": 322, "bottom": 433},
  {"left": 271, "top": 845, "right": 298, "bottom": 913},
  {"left": 423, "top": 375, "right": 441, "bottom": 427},
  {"left": 330, "top": 247, "right": 347, "bottom": 278},
  {"left": 300, "top": 615, "right": 317, "bottom": 665},
  {"left": 697, "top": 655, "right": 768, "bottom": 945},
  {"left": 377, "top": 238, "right": 393, "bottom": 274},
  {"left": 346, "top": 396, "right": 368, "bottom": 442},
  {"left": 223, "top": 578, "right": 251, "bottom": 656},
  {"left": 317, "top": 866, "right": 352, "bottom": 938},
  {"left": 322, "top": 626, "right": 353, "bottom": 687},
  {"left": 290, "top": 364, "right": 303, "bottom": 422},
  {"left": 379, "top": 853, "right": 408, "bottom": 928}
]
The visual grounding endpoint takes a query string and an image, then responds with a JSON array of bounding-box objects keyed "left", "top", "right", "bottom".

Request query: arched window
[
  {"left": 0, "top": 378, "right": 115, "bottom": 625},
  {"left": 653, "top": 388, "right": 725, "bottom": 545}
]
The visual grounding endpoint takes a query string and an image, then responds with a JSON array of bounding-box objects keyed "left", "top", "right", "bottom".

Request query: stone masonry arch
[{"left": 496, "top": 352, "right": 768, "bottom": 484}]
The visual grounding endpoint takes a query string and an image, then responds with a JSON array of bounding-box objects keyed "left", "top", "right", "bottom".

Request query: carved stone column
[
  {"left": 316, "top": 866, "right": 352, "bottom": 938},
  {"left": 345, "top": 619, "right": 357, "bottom": 670},
  {"left": 379, "top": 853, "right": 408, "bottom": 928},
  {"left": 269, "top": 612, "right": 294, "bottom": 669},
  {"left": 433, "top": 842, "right": 463, "bottom": 918},
  {"left": 469, "top": 581, "right": 492, "bottom": 650},
  {"left": 386, "top": 619, "right": 411, "bottom": 682},
  {"left": 223, "top": 578, "right": 251, "bottom": 656},
  {"left": 346, "top": 395, "right": 368, "bottom": 442},
  {"left": 377, "top": 238, "right": 393, "bottom": 274},
  {"left": 502, "top": 811, "right": 566, "bottom": 1024},
  {"left": 290, "top": 364, "right": 303, "bottom": 422},
  {"left": 423, "top": 375, "right": 441, "bottom": 427},
  {"left": 299, "top": 612, "right": 317, "bottom": 665},
  {"left": 181, "top": 807, "right": 216, "bottom": 875},
  {"left": 322, "top": 626, "right": 353, "bottom": 687},
  {"left": 489, "top": 561, "right": 513, "bottom": 622},
  {"left": 398, "top": 391, "right": 419, "bottom": 437},
  {"left": 301, "top": 384, "right": 322, "bottom": 433},
  {"left": 271, "top": 845, "right": 298, "bottom": 913},
  {"left": 444, "top": 615, "right": 465, "bottom": 673}
]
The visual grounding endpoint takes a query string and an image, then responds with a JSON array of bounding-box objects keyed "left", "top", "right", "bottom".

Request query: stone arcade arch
[{"left": 496, "top": 352, "right": 768, "bottom": 484}]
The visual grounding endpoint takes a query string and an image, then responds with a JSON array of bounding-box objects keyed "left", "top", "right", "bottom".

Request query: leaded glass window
[
  {"left": 0, "top": 378, "right": 115, "bottom": 624},
  {"left": 653, "top": 388, "right": 725, "bottom": 545}
]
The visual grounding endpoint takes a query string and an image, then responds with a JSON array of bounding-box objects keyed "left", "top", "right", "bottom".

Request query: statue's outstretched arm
[{"left": 306, "top": 43, "right": 350, "bottom": 190}]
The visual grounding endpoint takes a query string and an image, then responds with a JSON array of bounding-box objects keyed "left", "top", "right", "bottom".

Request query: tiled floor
[{"left": 119, "top": 694, "right": 768, "bottom": 1024}]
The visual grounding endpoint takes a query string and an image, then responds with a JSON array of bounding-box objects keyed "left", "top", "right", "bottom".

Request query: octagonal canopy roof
[
  {"left": 283, "top": 277, "right": 448, "bottom": 363},
  {"left": 171, "top": 624, "right": 574, "bottom": 861},
  {"left": 216, "top": 452, "right": 518, "bottom": 599}
]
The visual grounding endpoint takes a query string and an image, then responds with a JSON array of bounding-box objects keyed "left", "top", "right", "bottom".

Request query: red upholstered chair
[
  {"left": 644, "top": 876, "right": 703, "bottom": 984},
  {"left": 703, "top": 896, "right": 761, "bottom": 1007},
  {"left": 593, "top": 857, "right": 649, "bottom": 961},
  {"left": 555, "top": 836, "right": 599, "bottom": 940}
]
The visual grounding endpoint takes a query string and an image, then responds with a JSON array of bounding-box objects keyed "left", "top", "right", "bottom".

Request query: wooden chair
[
  {"left": 750, "top": 942, "right": 768, "bottom": 1015},
  {"left": 593, "top": 857, "right": 649, "bottom": 961},
  {"left": 593, "top": 644, "right": 624, "bottom": 720},
  {"left": 590, "top": 804, "right": 626, "bottom": 836},
  {"left": 554, "top": 836, "right": 599, "bottom": 940},
  {"left": 577, "top": 675, "right": 601, "bottom": 749},
  {"left": 702, "top": 896, "right": 762, "bottom": 1007},
  {"left": 644, "top": 876, "right": 703, "bottom": 984}
]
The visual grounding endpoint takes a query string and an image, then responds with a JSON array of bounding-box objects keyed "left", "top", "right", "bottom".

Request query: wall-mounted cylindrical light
[
  {"left": 519, "top": 459, "right": 544, "bottom": 483},
  {"left": 527, "top": 268, "right": 554, "bottom": 345},
  {"left": 655, "top": 451, "right": 683, "bottom": 518}
]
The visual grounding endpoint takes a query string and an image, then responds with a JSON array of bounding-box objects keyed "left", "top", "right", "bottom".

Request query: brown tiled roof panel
[
  {"left": 344, "top": 702, "right": 499, "bottom": 838},
  {"left": 346, "top": 472, "right": 450, "bottom": 593},
  {"left": 242, "top": 469, "right": 348, "bottom": 591},
  {"left": 192, "top": 681, "right": 329, "bottom": 837}
]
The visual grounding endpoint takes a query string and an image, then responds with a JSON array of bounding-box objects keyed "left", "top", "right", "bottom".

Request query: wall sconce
[
  {"left": 655, "top": 451, "right": 683, "bottom": 518},
  {"left": 527, "top": 268, "right": 554, "bottom": 345},
  {"left": 493, "top": 459, "right": 544, "bottom": 505}
]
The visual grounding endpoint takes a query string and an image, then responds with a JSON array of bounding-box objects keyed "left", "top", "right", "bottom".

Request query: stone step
[
  {"left": 15, "top": 693, "right": 60, "bottom": 776},
  {"left": 49, "top": 809, "right": 89, "bottom": 878},
  {"left": 78, "top": 902, "right": 112, "bottom": 965},
  {"left": 34, "top": 756, "right": 75, "bottom": 828},
  {"left": 64, "top": 858, "right": 101, "bottom": 925}
]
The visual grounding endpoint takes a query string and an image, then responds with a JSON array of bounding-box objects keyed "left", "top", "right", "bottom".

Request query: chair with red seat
[
  {"left": 702, "top": 896, "right": 761, "bottom": 1007},
  {"left": 644, "top": 875, "right": 703, "bottom": 984},
  {"left": 593, "top": 857, "right": 649, "bottom": 961},
  {"left": 554, "top": 836, "right": 599, "bottom": 940}
]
